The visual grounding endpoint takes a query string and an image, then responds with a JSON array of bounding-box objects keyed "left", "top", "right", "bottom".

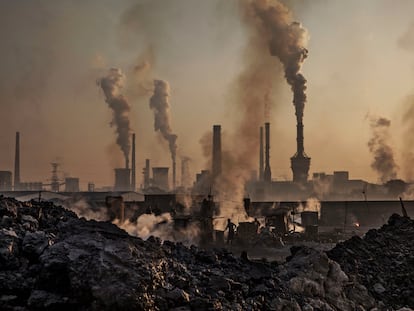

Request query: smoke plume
[
  {"left": 368, "top": 116, "right": 398, "bottom": 183},
  {"left": 209, "top": 0, "right": 308, "bottom": 220},
  {"left": 149, "top": 80, "right": 178, "bottom": 163},
  {"left": 401, "top": 95, "right": 414, "bottom": 181},
  {"left": 246, "top": 0, "right": 309, "bottom": 124},
  {"left": 99, "top": 68, "right": 132, "bottom": 167}
]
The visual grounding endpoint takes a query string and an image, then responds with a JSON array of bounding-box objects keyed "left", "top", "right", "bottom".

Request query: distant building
[
  {"left": 65, "top": 177, "right": 80, "bottom": 192},
  {"left": 0, "top": 171, "right": 12, "bottom": 191}
]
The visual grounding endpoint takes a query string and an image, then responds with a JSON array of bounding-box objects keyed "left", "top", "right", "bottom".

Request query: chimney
[
  {"left": 14, "top": 132, "right": 20, "bottom": 191},
  {"left": 172, "top": 160, "right": 176, "bottom": 190},
  {"left": 290, "top": 120, "right": 311, "bottom": 184},
  {"left": 144, "top": 159, "right": 150, "bottom": 189},
  {"left": 131, "top": 133, "right": 136, "bottom": 191},
  {"left": 259, "top": 126, "right": 264, "bottom": 181},
  {"left": 264, "top": 122, "right": 272, "bottom": 182},
  {"left": 212, "top": 125, "right": 222, "bottom": 181},
  {"left": 181, "top": 158, "right": 190, "bottom": 189}
]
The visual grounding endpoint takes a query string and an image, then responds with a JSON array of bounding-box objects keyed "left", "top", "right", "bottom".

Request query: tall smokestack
[
  {"left": 131, "top": 133, "right": 136, "bottom": 191},
  {"left": 263, "top": 122, "right": 271, "bottom": 182},
  {"left": 144, "top": 159, "right": 150, "bottom": 189},
  {"left": 172, "top": 160, "right": 176, "bottom": 190},
  {"left": 259, "top": 126, "right": 264, "bottom": 181},
  {"left": 290, "top": 118, "right": 310, "bottom": 184},
  {"left": 212, "top": 125, "right": 222, "bottom": 182},
  {"left": 14, "top": 132, "right": 20, "bottom": 191}
]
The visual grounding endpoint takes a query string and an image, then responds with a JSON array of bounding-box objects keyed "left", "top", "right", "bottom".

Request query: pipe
[
  {"left": 259, "top": 126, "right": 264, "bottom": 181},
  {"left": 14, "top": 132, "right": 20, "bottom": 191},
  {"left": 131, "top": 133, "right": 136, "bottom": 191},
  {"left": 264, "top": 122, "right": 272, "bottom": 182}
]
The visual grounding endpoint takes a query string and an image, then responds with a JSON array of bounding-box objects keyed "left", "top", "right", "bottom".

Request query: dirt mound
[
  {"left": 0, "top": 197, "right": 384, "bottom": 310},
  {"left": 328, "top": 214, "right": 414, "bottom": 309}
]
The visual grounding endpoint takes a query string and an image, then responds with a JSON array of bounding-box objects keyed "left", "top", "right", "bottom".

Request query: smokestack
[
  {"left": 172, "top": 160, "right": 176, "bottom": 190},
  {"left": 263, "top": 122, "right": 271, "bottom": 182},
  {"left": 14, "top": 132, "right": 20, "bottom": 191},
  {"left": 212, "top": 125, "right": 222, "bottom": 181},
  {"left": 181, "top": 157, "right": 190, "bottom": 189},
  {"left": 290, "top": 119, "right": 311, "bottom": 184},
  {"left": 144, "top": 159, "right": 150, "bottom": 189},
  {"left": 259, "top": 126, "right": 264, "bottom": 181},
  {"left": 131, "top": 133, "right": 136, "bottom": 191}
]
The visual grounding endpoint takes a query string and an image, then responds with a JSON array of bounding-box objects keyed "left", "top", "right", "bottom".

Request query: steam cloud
[
  {"left": 210, "top": 0, "right": 309, "bottom": 221},
  {"left": 99, "top": 68, "right": 132, "bottom": 167},
  {"left": 149, "top": 80, "right": 178, "bottom": 164},
  {"left": 368, "top": 117, "right": 398, "bottom": 183}
]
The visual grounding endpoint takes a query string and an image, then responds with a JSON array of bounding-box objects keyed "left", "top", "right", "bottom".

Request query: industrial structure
[
  {"left": 212, "top": 125, "right": 222, "bottom": 188},
  {"left": 290, "top": 104, "right": 311, "bottom": 184},
  {"left": 152, "top": 167, "right": 169, "bottom": 191},
  {"left": 263, "top": 122, "right": 272, "bottom": 183},
  {"left": 114, "top": 168, "right": 131, "bottom": 192},
  {"left": 0, "top": 171, "right": 12, "bottom": 191},
  {"left": 131, "top": 133, "right": 136, "bottom": 192},
  {"left": 14, "top": 132, "right": 20, "bottom": 191}
]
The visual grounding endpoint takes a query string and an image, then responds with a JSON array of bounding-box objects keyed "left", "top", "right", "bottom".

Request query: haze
[{"left": 1, "top": 0, "right": 414, "bottom": 189}]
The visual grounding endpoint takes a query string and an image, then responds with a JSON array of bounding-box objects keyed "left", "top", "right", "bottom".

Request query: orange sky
[{"left": 1, "top": 0, "right": 414, "bottom": 190}]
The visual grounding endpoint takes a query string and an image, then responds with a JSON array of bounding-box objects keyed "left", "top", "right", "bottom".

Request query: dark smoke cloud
[
  {"left": 368, "top": 116, "right": 398, "bottom": 183},
  {"left": 99, "top": 68, "right": 131, "bottom": 167},
  {"left": 247, "top": 0, "right": 309, "bottom": 123},
  {"left": 208, "top": 0, "right": 308, "bottom": 219},
  {"left": 149, "top": 80, "right": 178, "bottom": 163}
]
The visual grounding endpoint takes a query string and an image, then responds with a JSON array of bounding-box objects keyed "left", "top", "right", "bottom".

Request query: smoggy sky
[{"left": 1, "top": 0, "right": 414, "bottom": 190}]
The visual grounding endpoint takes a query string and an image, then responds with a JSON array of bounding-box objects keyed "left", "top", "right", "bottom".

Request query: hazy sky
[{"left": 1, "top": 0, "right": 414, "bottom": 189}]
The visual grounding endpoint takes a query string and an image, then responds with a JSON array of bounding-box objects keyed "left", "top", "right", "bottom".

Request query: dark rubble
[
  {"left": 0, "top": 197, "right": 407, "bottom": 311},
  {"left": 328, "top": 214, "right": 414, "bottom": 309}
]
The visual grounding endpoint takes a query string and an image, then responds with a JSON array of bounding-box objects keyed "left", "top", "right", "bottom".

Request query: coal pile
[
  {"left": 0, "top": 197, "right": 386, "bottom": 310},
  {"left": 328, "top": 214, "right": 414, "bottom": 309}
]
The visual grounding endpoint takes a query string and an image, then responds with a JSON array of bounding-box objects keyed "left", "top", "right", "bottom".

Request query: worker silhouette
[{"left": 225, "top": 219, "right": 236, "bottom": 245}]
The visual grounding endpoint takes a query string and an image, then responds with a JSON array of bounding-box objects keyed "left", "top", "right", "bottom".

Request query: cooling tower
[
  {"left": 114, "top": 168, "right": 131, "bottom": 192},
  {"left": 152, "top": 167, "right": 169, "bottom": 191}
]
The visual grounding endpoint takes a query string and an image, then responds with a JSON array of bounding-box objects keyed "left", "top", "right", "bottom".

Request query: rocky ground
[
  {"left": 0, "top": 196, "right": 412, "bottom": 310},
  {"left": 328, "top": 214, "right": 414, "bottom": 310}
]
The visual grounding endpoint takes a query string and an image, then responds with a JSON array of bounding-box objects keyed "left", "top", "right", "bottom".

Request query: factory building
[
  {"left": 0, "top": 171, "right": 12, "bottom": 191},
  {"left": 114, "top": 168, "right": 131, "bottom": 192},
  {"left": 152, "top": 167, "right": 169, "bottom": 191},
  {"left": 65, "top": 177, "right": 80, "bottom": 192}
]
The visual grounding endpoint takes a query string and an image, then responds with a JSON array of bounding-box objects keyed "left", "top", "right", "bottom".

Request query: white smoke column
[
  {"left": 368, "top": 117, "right": 398, "bottom": 183},
  {"left": 149, "top": 80, "right": 178, "bottom": 166},
  {"left": 98, "top": 68, "right": 131, "bottom": 167},
  {"left": 64, "top": 198, "right": 108, "bottom": 221}
]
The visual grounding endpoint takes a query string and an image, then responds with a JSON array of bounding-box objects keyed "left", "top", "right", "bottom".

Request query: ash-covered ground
[{"left": 0, "top": 197, "right": 413, "bottom": 311}]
